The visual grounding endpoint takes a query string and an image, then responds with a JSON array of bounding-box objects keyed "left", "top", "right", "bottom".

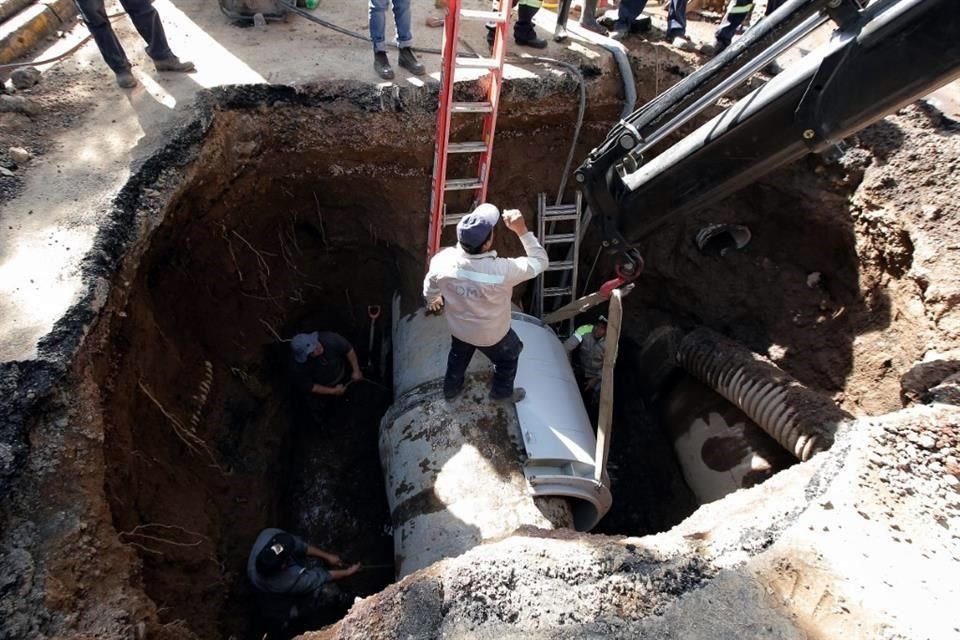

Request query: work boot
[
  {"left": 670, "top": 35, "right": 695, "bottom": 52},
  {"left": 608, "top": 24, "right": 630, "bottom": 41},
  {"left": 489, "top": 387, "right": 526, "bottom": 404},
  {"left": 153, "top": 56, "right": 195, "bottom": 73},
  {"left": 444, "top": 384, "right": 464, "bottom": 401},
  {"left": 398, "top": 47, "right": 425, "bottom": 75},
  {"left": 579, "top": 0, "right": 604, "bottom": 33},
  {"left": 514, "top": 4, "right": 548, "bottom": 49},
  {"left": 115, "top": 68, "right": 137, "bottom": 89},
  {"left": 515, "top": 33, "right": 548, "bottom": 49},
  {"left": 373, "top": 51, "right": 394, "bottom": 80},
  {"left": 698, "top": 42, "right": 714, "bottom": 55},
  {"left": 554, "top": 0, "right": 571, "bottom": 41}
]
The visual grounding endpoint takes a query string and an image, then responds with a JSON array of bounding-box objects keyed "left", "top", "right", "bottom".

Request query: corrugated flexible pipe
[{"left": 677, "top": 328, "right": 849, "bottom": 461}]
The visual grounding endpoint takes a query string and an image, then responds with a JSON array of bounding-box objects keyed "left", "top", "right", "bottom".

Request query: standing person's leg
[
  {"left": 609, "top": 0, "right": 648, "bottom": 38},
  {"left": 555, "top": 0, "right": 573, "bottom": 40},
  {"left": 760, "top": 0, "right": 786, "bottom": 74},
  {"left": 666, "top": 0, "right": 694, "bottom": 50},
  {"left": 578, "top": 0, "right": 603, "bottom": 33},
  {"left": 117, "top": 0, "right": 194, "bottom": 71},
  {"left": 74, "top": 0, "right": 135, "bottom": 85},
  {"left": 514, "top": 0, "right": 547, "bottom": 48},
  {"left": 479, "top": 329, "right": 525, "bottom": 401},
  {"left": 765, "top": 0, "right": 787, "bottom": 16},
  {"left": 369, "top": 0, "right": 394, "bottom": 79},
  {"left": 393, "top": 0, "right": 424, "bottom": 75},
  {"left": 714, "top": 0, "right": 754, "bottom": 51},
  {"left": 487, "top": 0, "right": 518, "bottom": 48},
  {"left": 444, "top": 336, "right": 477, "bottom": 399}
]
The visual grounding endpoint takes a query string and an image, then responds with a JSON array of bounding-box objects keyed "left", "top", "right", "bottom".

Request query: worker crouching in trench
[{"left": 247, "top": 528, "right": 361, "bottom": 637}]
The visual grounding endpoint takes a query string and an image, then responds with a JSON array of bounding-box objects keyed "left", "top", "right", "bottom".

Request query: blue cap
[
  {"left": 457, "top": 203, "right": 500, "bottom": 250},
  {"left": 291, "top": 332, "right": 319, "bottom": 363}
]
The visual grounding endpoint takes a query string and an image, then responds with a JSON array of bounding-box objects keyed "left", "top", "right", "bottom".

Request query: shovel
[{"left": 366, "top": 306, "right": 381, "bottom": 370}]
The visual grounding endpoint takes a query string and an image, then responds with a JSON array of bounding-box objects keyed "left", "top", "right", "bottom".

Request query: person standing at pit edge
[
  {"left": 369, "top": 0, "right": 425, "bottom": 80},
  {"left": 76, "top": 0, "right": 195, "bottom": 89},
  {"left": 423, "top": 203, "right": 548, "bottom": 403},
  {"left": 607, "top": 0, "right": 695, "bottom": 50},
  {"left": 486, "top": 0, "right": 549, "bottom": 50}
]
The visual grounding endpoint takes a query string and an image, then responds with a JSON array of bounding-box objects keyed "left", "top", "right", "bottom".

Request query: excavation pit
[{"left": 34, "top": 80, "right": 957, "bottom": 640}]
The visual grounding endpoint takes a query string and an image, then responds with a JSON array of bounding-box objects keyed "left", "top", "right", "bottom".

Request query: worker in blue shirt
[{"left": 247, "top": 528, "right": 360, "bottom": 630}]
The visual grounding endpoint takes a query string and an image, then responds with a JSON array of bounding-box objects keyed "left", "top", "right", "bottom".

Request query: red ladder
[{"left": 427, "top": 0, "right": 511, "bottom": 260}]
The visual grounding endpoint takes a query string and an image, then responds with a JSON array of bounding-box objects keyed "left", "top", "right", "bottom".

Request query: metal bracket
[{"left": 795, "top": 37, "right": 858, "bottom": 150}]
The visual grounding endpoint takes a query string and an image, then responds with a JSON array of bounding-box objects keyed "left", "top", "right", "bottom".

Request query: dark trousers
[
  {"left": 488, "top": 0, "right": 541, "bottom": 43},
  {"left": 445, "top": 329, "right": 524, "bottom": 398},
  {"left": 75, "top": 0, "right": 174, "bottom": 73},
  {"left": 615, "top": 0, "right": 686, "bottom": 37},
  {"left": 716, "top": 0, "right": 785, "bottom": 46}
]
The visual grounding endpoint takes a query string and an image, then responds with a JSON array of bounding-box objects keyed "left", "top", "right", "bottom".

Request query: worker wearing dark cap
[
  {"left": 423, "top": 203, "right": 548, "bottom": 403},
  {"left": 289, "top": 331, "right": 363, "bottom": 421},
  {"left": 247, "top": 528, "right": 360, "bottom": 629}
]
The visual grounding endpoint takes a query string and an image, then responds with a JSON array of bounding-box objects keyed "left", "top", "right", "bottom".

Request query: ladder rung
[
  {"left": 448, "top": 141, "right": 488, "bottom": 154},
  {"left": 543, "top": 287, "right": 574, "bottom": 297},
  {"left": 546, "top": 261, "right": 576, "bottom": 271},
  {"left": 456, "top": 56, "right": 501, "bottom": 70},
  {"left": 451, "top": 102, "right": 494, "bottom": 113},
  {"left": 543, "top": 212, "right": 579, "bottom": 222},
  {"left": 544, "top": 234, "right": 577, "bottom": 244},
  {"left": 445, "top": 178, "right": 483, "bottom": 191},
  {"left": 460, "top": 9, "right": 506, "bottom": 23},
  {"left": 444, "top": 213, "right": 469, "bottom": 226}
]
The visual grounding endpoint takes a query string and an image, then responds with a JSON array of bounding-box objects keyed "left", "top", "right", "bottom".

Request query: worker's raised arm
[{"left": 501, "top": 209, "right": 548, "bottom": 286}]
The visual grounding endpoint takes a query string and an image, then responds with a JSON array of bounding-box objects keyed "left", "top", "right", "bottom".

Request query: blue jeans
[
  {"left": 369, "top": 0, "right": 413, "bottom": 53},
  {"left": 666, "top": 0, "right": 688, "bottom": 38},
  {"left": 445, "top": 329, "right": 524, "bottom": 398},
  {"left": 75, "top": 0, "right": 174, "bottom": 73},
  {"left": 716, "top": 0, "right": 784, "bottom": 46},
  {"left": 613, "top": 0, "right": 648, "bottom": 31},
  {"left": 614, "top": 0, "right": 686, "bottom": 36}
]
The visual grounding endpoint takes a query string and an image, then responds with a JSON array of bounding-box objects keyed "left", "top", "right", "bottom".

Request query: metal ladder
[
  {"left": 427, "top": 0, "right": 511, "bottom": 260},
  {"left": 535, "top": 191, "right": 582, "bottom": 335}
]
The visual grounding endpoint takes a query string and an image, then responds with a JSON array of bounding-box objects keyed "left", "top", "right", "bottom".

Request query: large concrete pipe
[
  {"left": 635, "top": 326, "right": 811, "bottom": 504},
  {"left": 662, "top": 376, "right": 797, "bottom": 504},
  {"left": 381, "top": 301, "right": 612, "bottom": 577},
  {"left": 678, "top": 328, "right": 850, "bottom": 460}
]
